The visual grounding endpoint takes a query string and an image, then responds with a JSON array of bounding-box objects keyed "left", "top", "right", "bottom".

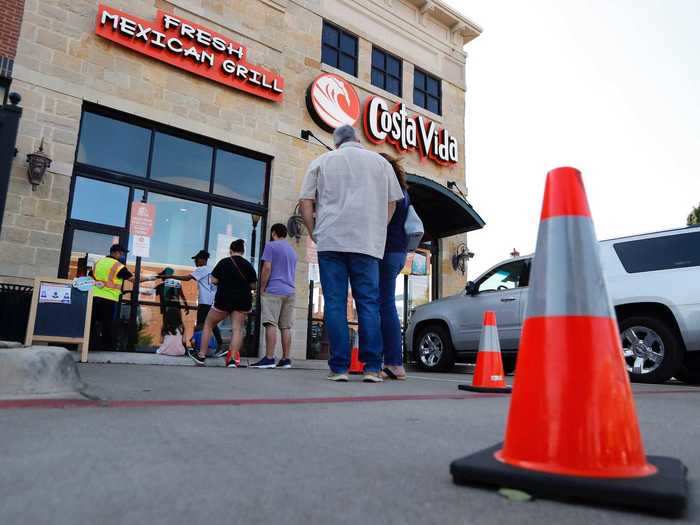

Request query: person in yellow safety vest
[{"left": 90, "top": 243, "right": 155, "bottom": 350}]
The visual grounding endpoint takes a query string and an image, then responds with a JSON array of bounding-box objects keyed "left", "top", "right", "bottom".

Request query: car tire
[
  {"left": 414, "top": 324, "right": 455, "bottom": 372},
  {"left": 502, "top": 355, "right": 517, "bottom": 375},
  {"left": 619, "top": 316, "right": 682, "bottom": 384},
  {"left": 674, "top": 352, "right": 700, "bottom": 385}
]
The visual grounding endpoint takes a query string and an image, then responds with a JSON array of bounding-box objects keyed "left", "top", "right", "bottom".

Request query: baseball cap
[
  {"left": 110, "top": 243, "right": 128, "bottom": 254},
  {"left": 160, "top": 267, "right": 175, "bottom": 277},
  {"left": 192, "top": 250, "right": 210, "bottom": 260}
]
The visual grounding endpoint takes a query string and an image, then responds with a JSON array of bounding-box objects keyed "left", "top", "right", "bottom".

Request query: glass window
[
  {"left": 208, "top": 206, "right": 260, "bottom": 265},
  {"left": 70, "top": 177, "right": 130, "bottom": 226},
  {"left": 138, "top": 193, "right": 207, "bottom": 268},
  {"left": 150, "top": 132, "right": 213, "bottom": 193},
  {"left": 321, "top": 21, "right": 357, "bottom": 76},
  {"left": 213, "top": 150, "right": 267, "bottom": 204},
  {"left": 613, "top": 232, "right": 700, "bottom": 273},
  {"left": 371, "top": 47, "right": 402, "bottom": 97},
  {"left": 77, "top": 112, "right": 150, "bottom": 176},
  {"left": 477, "top": 261, "right": 528, "bottom": 293},
  {"left": 414, "top": 68, "right": 441, "bottom": 115}
]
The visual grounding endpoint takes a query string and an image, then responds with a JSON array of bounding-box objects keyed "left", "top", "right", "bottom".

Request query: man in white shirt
[
  {"left": 299, "top": 125, "right": 404, "bottom": 383},
  {"left": 167, "top": 250, "right": 222, "bottom": 349}
]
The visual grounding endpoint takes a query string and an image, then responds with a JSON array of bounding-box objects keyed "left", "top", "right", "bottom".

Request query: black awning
[{"left": 406, "top": 174, "right": 485, "bottom": 239}]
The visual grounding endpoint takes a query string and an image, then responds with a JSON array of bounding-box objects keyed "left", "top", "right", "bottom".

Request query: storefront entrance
[{"left": 59, "top": 105, "right": 271, "bottom": 355}]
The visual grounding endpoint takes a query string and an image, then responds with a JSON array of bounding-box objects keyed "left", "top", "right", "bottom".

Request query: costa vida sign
[
  {"left": 306, "top": 74, "right": 458, "bottom": 165},
  {"left": 306, "top": 73, "right": 361, "bottom": 132},
  {"left": 95, "top": 4, "right": 284, "bottom": 102}
]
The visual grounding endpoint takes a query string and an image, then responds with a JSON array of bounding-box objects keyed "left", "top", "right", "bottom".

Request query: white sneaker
[
  {"left": 362, "top": 372, "right": 384, "bottom": 383},
  {"left": 327, "top": 372, "right": 349, "bottom": 382}
]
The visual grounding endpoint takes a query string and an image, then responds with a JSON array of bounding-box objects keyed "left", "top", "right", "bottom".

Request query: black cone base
[
  {"left": 458, "top": 384, "right": 512, "bottom": 394},
  {"left": 450, "top": 444, "right": 687, "bottom": 517}
]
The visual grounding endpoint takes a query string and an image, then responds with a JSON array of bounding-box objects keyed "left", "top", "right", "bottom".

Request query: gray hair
[{"left": 333, "top": 124, "right": 359, "bottom": 147}]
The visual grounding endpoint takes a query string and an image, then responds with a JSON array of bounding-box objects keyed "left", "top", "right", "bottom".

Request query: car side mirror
[{"left": 465, "top": 281, "right": 477, "bottom": 296}]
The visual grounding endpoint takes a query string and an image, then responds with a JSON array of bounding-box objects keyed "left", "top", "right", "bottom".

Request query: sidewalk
[{"left": 0, "top": 364, "right": 697, "bottom": 525}]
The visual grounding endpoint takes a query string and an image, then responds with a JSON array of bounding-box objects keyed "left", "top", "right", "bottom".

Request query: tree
[{"left": 688, "top": 203, "right": 700, "bottom": 226}]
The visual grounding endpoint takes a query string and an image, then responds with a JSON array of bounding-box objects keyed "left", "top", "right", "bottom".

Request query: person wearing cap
[
  {"left": 90, "top": 244, "right": 154, "bottom": 350},
  {"left": 163, "top": 250, "right": 223, "bottom": 351}
]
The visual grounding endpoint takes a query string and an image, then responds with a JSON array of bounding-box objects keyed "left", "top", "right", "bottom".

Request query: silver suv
[{"left": 406, "top": 226, "right": 700, "bottom": 384}]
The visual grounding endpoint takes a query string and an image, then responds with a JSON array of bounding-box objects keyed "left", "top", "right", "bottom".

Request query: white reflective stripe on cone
[
  {"left": 526, "top": 215, "right": 615, "bottom": 319},
  {"left": 478, "top": 325, "right": 501, "bottom": 353}
]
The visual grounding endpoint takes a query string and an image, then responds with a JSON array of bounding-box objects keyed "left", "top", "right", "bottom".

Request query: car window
[
  {"left": 613, "top": 231, "right": 700, "bottom": 273},
  {"left": 477, "top": 260, "right": 529, "bottom": 293}
]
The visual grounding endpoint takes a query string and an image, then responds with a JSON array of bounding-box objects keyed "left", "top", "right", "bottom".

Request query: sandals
[{"left": 381, "top": 367, "right": 407, "bottom": 380}]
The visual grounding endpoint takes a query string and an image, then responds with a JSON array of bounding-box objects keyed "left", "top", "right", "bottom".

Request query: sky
[{"left": 444, "top": 0, "right": 700, "bottom": 277}]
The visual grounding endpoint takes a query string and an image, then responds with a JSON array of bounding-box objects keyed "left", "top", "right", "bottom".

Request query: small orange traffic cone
[
  {"left": 349, "top": 347, "right": 364, "bottom": 374},
  {"left": 458, "top": 311, "right": 511, "bottom": 393},
  {"left": 450, "top": 167, "right": 687, "bottom": 516}
]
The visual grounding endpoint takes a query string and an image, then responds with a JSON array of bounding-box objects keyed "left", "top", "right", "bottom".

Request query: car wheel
[
  {"left": 502, "top": 355, "right": 517, "bottom": 375},
  {"left": 619, "top": 316, "right": 682, "bottom": 384},
  {"left": 674, "top": 352, "right": 700, "bottom": 385},
  {"left": 414, "top": 324, "right": 455, "bottom": 372}
]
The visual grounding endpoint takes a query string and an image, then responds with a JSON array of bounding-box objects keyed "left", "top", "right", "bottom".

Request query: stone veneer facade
[{"left": 0, "top": 0, "right": 481, "bottom": 359}]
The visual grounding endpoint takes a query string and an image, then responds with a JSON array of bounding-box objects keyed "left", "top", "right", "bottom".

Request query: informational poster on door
[
  {"left": 130, "top": 202, "right": 155, "bottom": 258},
  {"left": 39, "top": 283, "right": 72, "bottom": 304},
  {"left": 132, "top": 235, "right": 151, "bottom": 258}
]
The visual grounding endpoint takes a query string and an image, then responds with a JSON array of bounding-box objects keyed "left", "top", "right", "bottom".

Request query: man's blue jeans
[
  {"left": 318, "top": 251, "right": 382, "bottom": 373},
  {"left": 379, "top": 252, "right": 407, "bottom": 366}
]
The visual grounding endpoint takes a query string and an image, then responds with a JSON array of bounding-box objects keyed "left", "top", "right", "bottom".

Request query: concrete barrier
[{"left": 0, "top": 346, "right": 85, "bottom": 399}]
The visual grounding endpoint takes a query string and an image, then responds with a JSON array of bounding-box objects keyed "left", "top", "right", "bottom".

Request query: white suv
[{"left": 406, "top": 226, "right": 700, "bottom": 384}]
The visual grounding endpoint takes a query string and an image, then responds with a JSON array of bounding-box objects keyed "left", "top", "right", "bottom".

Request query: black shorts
[{"left": 213, "top": 296, "right": 252, "bottom": 314}]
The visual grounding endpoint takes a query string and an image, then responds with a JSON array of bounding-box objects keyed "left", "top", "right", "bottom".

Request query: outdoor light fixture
[
  {"left": 451, "top": 242, "right": 474, "bottom": 275},
  {"left": 300, "top": 129, "right": 332, "bottom": 151},
  {"left": 26, "top": 138, "right": 51, "bottom": 191},
  {"left": 287, "top": 203, "right": 306, "bottom": 242}
]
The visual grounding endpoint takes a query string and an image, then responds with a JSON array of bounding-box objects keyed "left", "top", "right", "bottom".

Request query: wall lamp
[
  {"left": 451, "top": 242, "right": 474, "bottom": 276},
  {"left": 300, "top": 129, "right": 332, "bottom": 151},
  {"left": 26, "top": 138, "right": 52, "bottom": 191}
]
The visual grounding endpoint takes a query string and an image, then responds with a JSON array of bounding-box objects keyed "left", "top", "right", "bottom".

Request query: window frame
[
  {"left": 413, "top": 67, "right": 442, "bottom": 116},
  {"left": 371, "top": 46, "right": 402, "bottom": 97},
  {"left": 74, "top": 103, "right": 272, "bottom": 215},
  {"left": 321, "top": 21, "right": 358, "bottom": 77},
  {"left": 475, "top": 259, "right": 530, "bottom": 294}
]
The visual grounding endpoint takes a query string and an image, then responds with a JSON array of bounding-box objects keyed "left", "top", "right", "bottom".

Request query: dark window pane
[
  {"left": 414, "top": 71, "right": 425, "bottom": 90},
  {"left": 322, "top": 45, "right": 338, "bottom": 67},
  {"left": 386, "top": 76, "right": 401, "bottom": 96},
  {"left": 340, "top": 33, "right": 356, "bottom": 55},
  {"left": 141, "top": 193, "right": 207, "bottom": 267},
  {"left": 322, "top": 23, "right": 339, "bottom": 47},
  {"left": 70, "top": 177, "right": 129, "bottom": 226},
  {"left": 371, "top": 68, "right": 385, "bottom": 89},
  {"left": 613, "top": 233, "right": 700, "bottom": 273},
  {"left": 427, "top": 95, "right": 440, "bottom": 114},
  {"left": 387, "top": 56, "right": 400, "bottom": 77},
  {"left": 150, "top": 132, "right": 213, "bottom": 193},
  {"left": 213, "top": 150, "right": 267, "bottom": 204},
  {"left": 414, "top": 89, "right": 425, "bottom": 108},
  {"left": 372, "top": 48, "right": 385, "bottom": 70},
  {"left": 339, "top": 53, "right": 355, "bottom": 75},
  {"left": 77, "top": 112, "right": 150, "bottom": 176},
  {"left": 427, "top": 76, "right": 439, "bottom": 96}
]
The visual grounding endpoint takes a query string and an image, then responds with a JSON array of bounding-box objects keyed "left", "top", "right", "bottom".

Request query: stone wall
[{"left": 2, "top": 0, "right": 478, "bottom": 357}]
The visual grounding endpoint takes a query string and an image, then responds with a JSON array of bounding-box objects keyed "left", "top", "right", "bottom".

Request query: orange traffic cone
[
  {"left": 349, "top": 347, "right": 364, "bottom": 374},
  {"left": 458, "top": 311, "right": 511, "bottom": 393},
  {"left": 451, "top": 167, "right": 687, "bottom": 516}
]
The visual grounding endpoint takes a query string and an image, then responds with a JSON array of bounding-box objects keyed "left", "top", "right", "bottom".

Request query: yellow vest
[{"left": 92, "top": 257, "right": 125, "bottom": 302}]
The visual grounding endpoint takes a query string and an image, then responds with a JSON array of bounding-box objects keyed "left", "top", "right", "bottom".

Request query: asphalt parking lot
[{"left": 0, "top": 363, "right": 698, "bottom": 525}]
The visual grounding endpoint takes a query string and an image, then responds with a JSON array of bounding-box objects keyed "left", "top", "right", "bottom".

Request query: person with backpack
[
  {"left": 378, "top": 153, "right": 423, "bottom": 380},
  {"left": 187, "top": 239, "right": 257, "bottom": 367}
]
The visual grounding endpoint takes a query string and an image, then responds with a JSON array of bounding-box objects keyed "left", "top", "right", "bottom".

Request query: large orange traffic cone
[
  {"left": 450, "top": 167, "right": 687, "bottom": 516},
  {"left": 349, "top": 347, "right": 364, "bottom": 374},
  {"left": 458, "top": 311, "right": 511, "bottom": 393}
]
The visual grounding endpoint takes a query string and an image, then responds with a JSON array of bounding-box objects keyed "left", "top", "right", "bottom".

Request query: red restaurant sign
[
  {"left": 129, "top": 202, "right": 155, "bottom": 237},
  {"left": 95, "top": 4, "right": 285, "bottom": 102}
]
